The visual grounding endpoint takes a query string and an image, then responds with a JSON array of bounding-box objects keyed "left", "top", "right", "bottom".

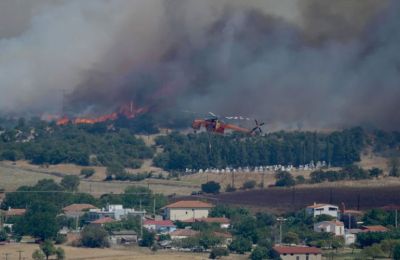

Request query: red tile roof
[
  {"left": 197, "top": 217, "right": 230, "bottom": 224},
  {"left": 274, "top": 246, "right": 322, "bottom": 255},
  {"left": 164, "top": 200, "right": 213, "bottom": 209},
  {"left": 360, "top": 225, "right": 389, "bottom": 232},
  {"left": 91, "top": 217, "right": 115, "bottom": 224},
  {"left": 213, "top": 231, "right": 232, "bottom": 238},
  {"left": 63, "top": 204, "right": 98, "bottom": 213},
  {"left": 5, "top": 208, "right": 26, "bottom": 217},
  {"left": 143, "top": 220, "right": 175, "bottom": 227},
  {"left": 170, "top": 229, "right": 199, "bottom": 237}
]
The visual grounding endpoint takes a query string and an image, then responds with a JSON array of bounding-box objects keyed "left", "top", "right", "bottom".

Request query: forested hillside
[
  {"left": 154, "top": 128, "right": 366, "bottom": 170},
  {"left": 1, "top": 117, "right": 400, "bottom": 172}
]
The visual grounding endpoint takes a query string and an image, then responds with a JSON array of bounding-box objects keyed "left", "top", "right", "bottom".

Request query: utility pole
[
  {"left": 396, "top": 209, "right": 398, "bottom": 228},
  {"left": 261, "top": 170, "right": 265, "bottom": 188},
  {"left": 17, "top": 250, "right": 23, "bottom": 260},
  {"left": 231, "top": 170, "right": 235, "bottom": 188},
  {"left": 276, "top": 217, "right": 287, "bottom": 244},
  {"left": 153, "top": 197, "right": 156, "bottom": 217}
]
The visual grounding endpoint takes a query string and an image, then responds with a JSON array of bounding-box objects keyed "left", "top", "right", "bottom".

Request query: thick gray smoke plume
[{"left": 0, "top": 0, "right": 399, "bottom": 130}]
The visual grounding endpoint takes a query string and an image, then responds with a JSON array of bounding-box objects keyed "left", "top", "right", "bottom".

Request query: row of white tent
[{"left": 185, "top": 161, "right": 328, "bottom": 174}]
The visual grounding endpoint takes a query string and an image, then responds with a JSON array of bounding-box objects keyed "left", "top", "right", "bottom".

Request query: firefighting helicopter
[{"left": 191, "top": 112, "right": 264, "bottom": 135}]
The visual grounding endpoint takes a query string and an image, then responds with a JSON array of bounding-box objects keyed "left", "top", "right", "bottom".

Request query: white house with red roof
[
  {"left": 163, "top": 200, "right": 214, "bottom": 221},
  {"left": 143, "top": 219, "right": 176, "bottom": 233},
  {"left": 306, "top": 203, "right": 339, "bottom": 218},
  {"left": 314, "top": 220, "right": 345, "bottom": 236},
  {"left": 273, "top": 246, "right": 322, "bottom": 260}
]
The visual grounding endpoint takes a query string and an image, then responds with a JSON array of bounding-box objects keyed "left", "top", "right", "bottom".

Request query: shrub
[
  {"left": 80, "top": 168, "right": 95, "bottom": 178},
  {"left": 275, "top": 171, "right": 295, "bottom": 187},
  {"left": 201, "top": 181, "right": 221, "bottom": 194},
  {"left": 225, "top": 184, "right": 236, "bottom": 192},
  {"left": 250, "top": 246, "right": 269, "bottom": 260},
  {"left": 209, "top": 247, "right": 229, "bottom": 259},
  {"left": 242, "top": 180, "right": 256, "bottom": 190},
  {"left": 229, "top": 236, "right": 252, "bottom": 254},
  {"left": 80, "top": 225, "right": 109, "bottom": 248}
]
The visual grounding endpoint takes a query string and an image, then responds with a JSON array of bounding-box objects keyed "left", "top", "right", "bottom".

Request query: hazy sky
[{"left": 0, "top": 0, "right": 398, "bottom": 130}]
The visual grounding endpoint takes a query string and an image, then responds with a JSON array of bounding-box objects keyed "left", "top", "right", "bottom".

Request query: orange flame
[{"left": 56, "top": 102, "right": 147, "bottom": 126}]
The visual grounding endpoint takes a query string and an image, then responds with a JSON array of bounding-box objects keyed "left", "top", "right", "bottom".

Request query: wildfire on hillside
[{"left": 55, "top": 101, "right": 147, "bottom": 126}]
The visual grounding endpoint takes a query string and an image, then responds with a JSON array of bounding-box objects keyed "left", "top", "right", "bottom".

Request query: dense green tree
[
  {"left": 228, "top": 236, "right": 252, "bottom": 254},
  {"left": 140, "top": 229, "right": 155, "bottom": 247},
  {"left": 389, "top": 157, "right": 400, "bottom": 177},
  {"left": 362, "top": 244, "right": 386, "bottom": 259},
  {"left": 32, "top": 249, "right": 46, "bottom": 260},
  {"left": 14, "top": 201, "right": 59, "bottom": 240},
  {"left": 55, "top": 247, "right": 65, "bottom": 260},
  {"left": 282, "top": 231, "right": 299, "bottom": 244},
  {"left": 60, "top": 175, "right": 80, "bottom": 191},
  {"left": 275, "top": 171, "right": 295, "bottom": 187},
  {"left": 394, "top": 244, "right": 400, "bottom": 260},
  {"left": 40, "top": 240, "right": 56, "bottom": 260},
  {"left": 250, "top": 246, "right": 269, "bottom": 260},
  {"left": 80, "top": 225, "right": 109, "bottom": 248},
  {"left": 201, "top": 181, "right": 221, "bottom": 194},
  {"left": 0, "top": 230, "right": 7, "bottom": 241}
]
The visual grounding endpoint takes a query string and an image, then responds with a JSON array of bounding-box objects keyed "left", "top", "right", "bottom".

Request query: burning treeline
[
  {"left": 0, "top": 0, "right": 400, "bottom": 130},
  {"left": 56, "top": 102, "right": 147, "bottom": 126}
]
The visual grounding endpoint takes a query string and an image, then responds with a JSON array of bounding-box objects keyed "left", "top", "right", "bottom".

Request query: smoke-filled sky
[{"left": 0, "top": 0, "right": 399, "bottom": 130}]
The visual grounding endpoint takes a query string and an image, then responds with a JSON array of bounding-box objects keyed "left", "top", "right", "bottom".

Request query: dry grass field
[
  {"left": 0, "top": 153, "right": 397, "bottom": 198},
  {"left": 0, "top": 161, "right": 196, "bottom": 196},
  {"left": 0, "top": 243, "right": 246, "bottom": 260}
]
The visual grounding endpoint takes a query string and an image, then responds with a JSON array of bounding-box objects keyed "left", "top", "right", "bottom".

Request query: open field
[
  {"left": 0, "top": 162, "right": 196, "bottom": 196},
  {"left": 0, "top": 243, "right": 248, "bottom": 260},
  {"left": 200, "top": 185, "right": 400, "bottom": 213},
  {"left": 0, "top": 153, "right": 397, "bottom": 198}
]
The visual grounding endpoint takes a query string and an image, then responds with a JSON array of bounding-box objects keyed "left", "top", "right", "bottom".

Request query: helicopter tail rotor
[{"left": 250, "top": 119, "right": 265, "bottom": 134}]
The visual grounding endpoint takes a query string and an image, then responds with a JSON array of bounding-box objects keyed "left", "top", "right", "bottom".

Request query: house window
[
  {"left": 306, "top": 255, "right": 309, "bottom": 260},
  {"left": 328, "top": 207, "right": 337, "bottom": 211},
  {"left": 186, "top": 211, "right": 188, "bottom": 215},
  {"left": 296, "top": 256, "right": 300, "bottom": 260}
]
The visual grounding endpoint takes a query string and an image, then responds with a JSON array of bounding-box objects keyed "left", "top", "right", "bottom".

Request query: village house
[
  {"left": 88, "top": 204, "right": 145, "bottom": 221},
  {"left": 163, "top": 200, "right": 213, "bottom": 221},
  {"left": 109, "top": 230, "right": 138, "bottom": 246},
  {"left": 143, "top": 220, "right": 176, "bottom": 234},
  {"left": 306, "top": 203, "right": 339, "bottom": 218},
  {"left": 1, "top": 207, "right": 26, "bottom": 232},
  {"left": 273, "top": 245, "right": 322, "bottom": 260},
  {"left": 62, "top": 203, "right": 98, "bottom": 218},
  {"left": 314, "top": 220, "right": 345, "bottom": 236},
  {"left": 90, "top": 217, "right": 115, "bottom": 227}
]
